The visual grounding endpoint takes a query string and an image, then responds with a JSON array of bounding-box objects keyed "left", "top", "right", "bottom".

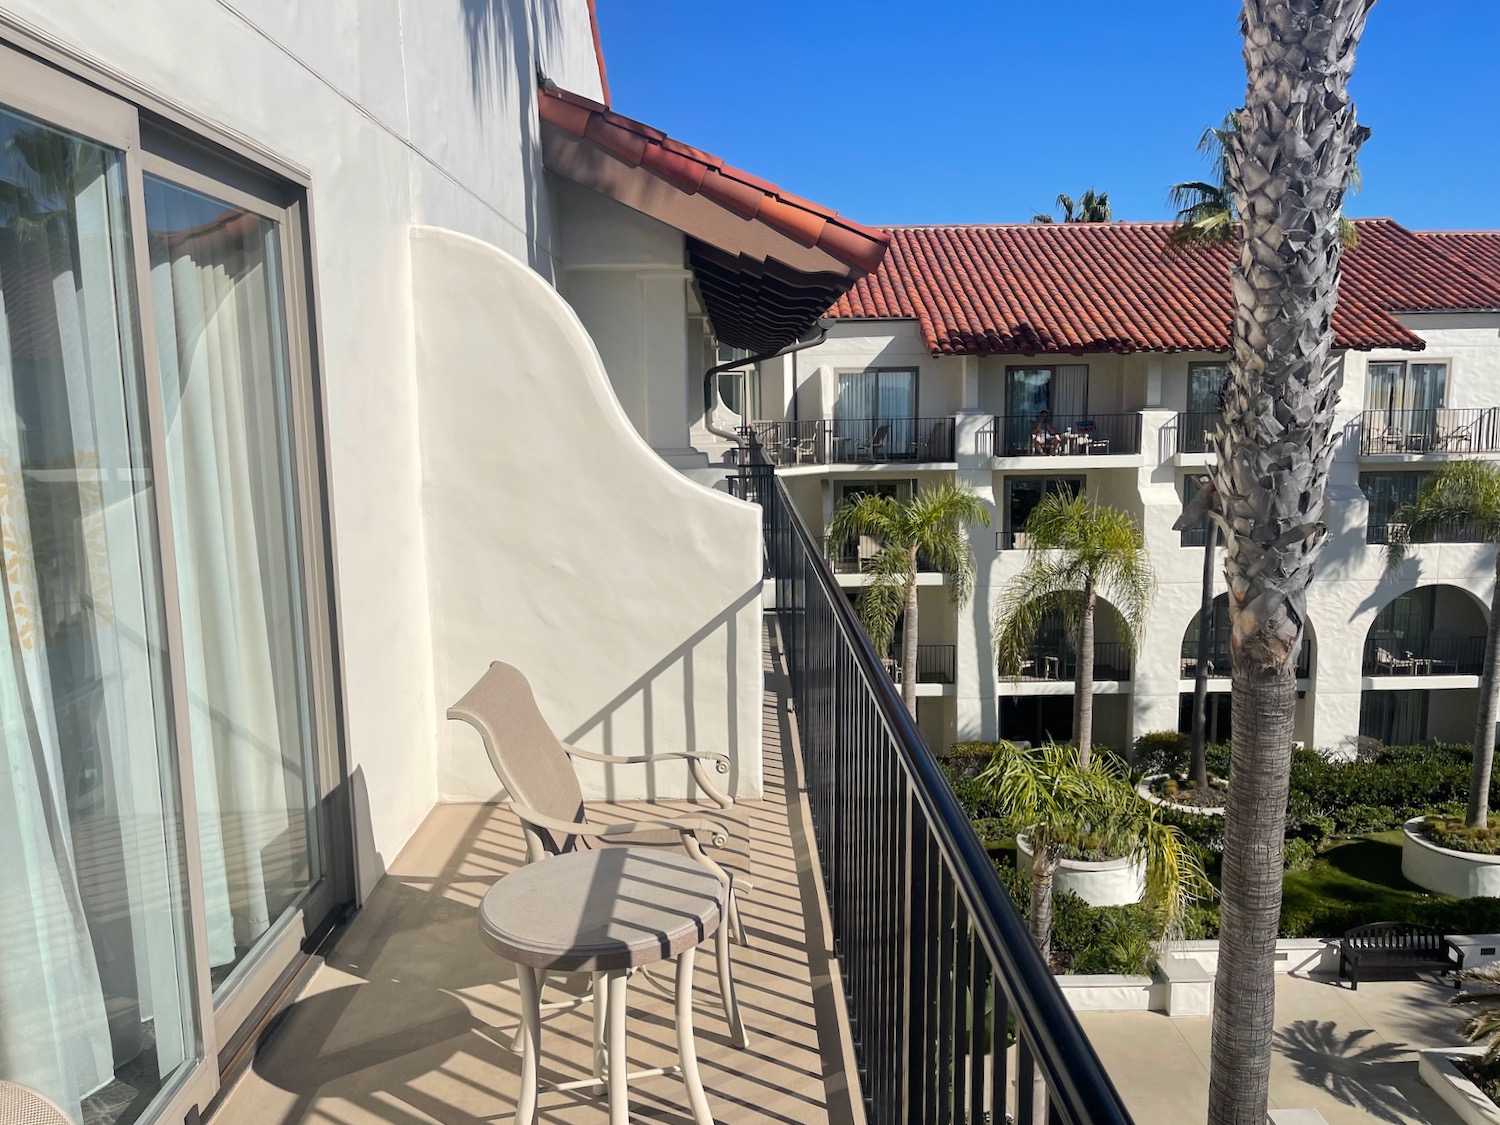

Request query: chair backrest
[
  {"left": 870, "top": 423, "right": 890, "bottom": 447},
  {"left": 449, "top": 662, "right": 587, "bottom": 858}
]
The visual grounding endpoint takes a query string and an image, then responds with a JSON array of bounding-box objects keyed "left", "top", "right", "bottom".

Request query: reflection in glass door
[
  {"left": 144, "top": 178, "right": 323, "bottom": 994},
  {"left": 0, "top": 105, "right": 197, "bottom": 1125}
]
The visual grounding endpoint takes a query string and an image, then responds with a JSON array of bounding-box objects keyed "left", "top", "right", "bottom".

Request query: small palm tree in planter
[
  {"left": 974, "top": 741, "right": 1209, "bottom": 965},
  {"left": 1447, "top": 964, "right": 1500, "bottom": 1108},
  {"left": 1386, "top": 460, "right": 1500, "bottom": 830},
  {"left": 828, "top": 482, "right": 989, "bottom": 718}
]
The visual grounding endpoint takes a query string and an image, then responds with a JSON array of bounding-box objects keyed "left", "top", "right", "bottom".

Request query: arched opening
[
  {"left": 1177, "top": 594, "right": 1315, "bottom": 745},
  {"left": 1359, "top": 584, "right": 1488, "bottom": 746},
  {"left": 998, "top": 597, "right": 1134, "bottom": 750}
]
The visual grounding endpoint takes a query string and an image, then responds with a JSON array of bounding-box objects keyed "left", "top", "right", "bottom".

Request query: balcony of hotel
[
  {"left": 991, "top": 412, "right": 1144, "bottom": 467},
  {"left": 1358, "top": 407, "right": 1500, "bottom": 459},
  {"left": 746, "top": 417, "right": 956, "bottom": 467},
  {"left": 212, "top": 470, "right": 1131, "bottom": 1125}
]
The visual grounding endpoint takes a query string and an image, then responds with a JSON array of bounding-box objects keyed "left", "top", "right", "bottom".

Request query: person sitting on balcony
[{"left": 1030, "top": 411, "right": 1061, "bottom": 454}]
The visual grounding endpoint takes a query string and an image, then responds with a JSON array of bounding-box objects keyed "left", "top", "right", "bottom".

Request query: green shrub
[
  {"left": 1133, "top": 730, "right": 1190, "bottom": 775},
  {"left": 1423, "top": 814, "right": 1500, "bottom": 855},
  {"left": 997, "top": 862, "right": 1164, "bottom": 975},
  {"left": 1282, "top": 837, "right": 1316, "bottom": 872},
  {"left": 1286, "top": 743, "right": 1483, "bottom": 833}
]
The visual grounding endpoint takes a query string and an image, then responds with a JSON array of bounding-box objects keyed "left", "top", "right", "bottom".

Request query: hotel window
[
  {"left": 1000, "top": 364, "right": 1088, "bottom": 454},
  {"left": 1182, "top": 362, "right": 1227, "bottom": 453},
  {"left": 0, "top": 41, "right": 343, "bottom": 1125},
  {"left": 1003, "top": 476, "right": 1082, "bottom": 548},
  {"left": 835, "top": 367, "right": 917, "bottom": 456},
  {"left": 1359, "top": 470, "right": 1482, "bottom": 545}
]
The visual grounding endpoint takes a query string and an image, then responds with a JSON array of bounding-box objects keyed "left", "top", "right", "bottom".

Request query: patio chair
[
  {"left": 855, "top": 423, "right": 890, "bottom": 461},
  {"left": 1373, "top": 646, "right": 1415, "bottom": 674},
  {"left": 1364, "top": 421, "right": 1404, "bottom": 454},
  {"left": 449, "top": 662, "right": 751, "bottom": 1047}
]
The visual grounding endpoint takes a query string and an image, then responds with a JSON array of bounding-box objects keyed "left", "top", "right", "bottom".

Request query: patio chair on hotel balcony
[{"left": 449, "top": 661, "right": 752, "bottom": 1047}]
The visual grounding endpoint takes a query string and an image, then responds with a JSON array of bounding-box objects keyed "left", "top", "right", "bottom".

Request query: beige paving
[
  {"left": 1079, "top": 973, "right": 1467, "bottom": 1124},
  {"left": 209, "top": 628, "right": 860, "bottom": 1124}
]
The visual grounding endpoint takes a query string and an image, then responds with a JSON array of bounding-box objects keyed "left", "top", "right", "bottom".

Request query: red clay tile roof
[
  {"left": 538, "top": 85, "right": 890, "bottom": 276},
  {"left": 829, "top": 220, "right": 1500, "bottom": 357}
]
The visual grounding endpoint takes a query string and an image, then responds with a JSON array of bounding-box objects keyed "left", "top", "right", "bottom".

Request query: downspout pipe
[{"left": 702, "top": 319, "right": 832, "bottom": 450}]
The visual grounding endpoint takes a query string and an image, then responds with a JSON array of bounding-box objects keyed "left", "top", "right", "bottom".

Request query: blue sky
[{"left": 595, "top": 1, "right": 1500, "bottom": 231}]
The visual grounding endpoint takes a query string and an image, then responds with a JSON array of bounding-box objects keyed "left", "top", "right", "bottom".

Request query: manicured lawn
[{"left": 1279, "top": 830, "right": 1427, "bottom": 918}]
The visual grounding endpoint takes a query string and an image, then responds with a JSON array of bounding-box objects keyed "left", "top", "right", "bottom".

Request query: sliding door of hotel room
[{"left": 0, "top": 39, "right": 347, "bottom": 1125}]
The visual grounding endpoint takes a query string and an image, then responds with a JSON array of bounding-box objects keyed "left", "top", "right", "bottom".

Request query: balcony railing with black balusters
[
  {"left": 1179, "top": 640, "right": 1313, "bottom": 679},
  {"left": 1175, "top": 411, "right": 1220, "bottom": 455},
  {"left": 888, "top": 644, "right": 957, "bottom": 685},
  {"left": 745, "top": 417, "right": 955, "bottom": 465},
  {"left": 1359, "top": 407, "right": 1500, "bottom": 455},
  {"left": 1005, "top": 642, "right": 1132, "bottom": 682},
  {"left": 993, "top": 412, "right": 1143, "bottom": 458},
  {"left": 1362, "top": 635, "right": 1486, "bottom": 676},
  {"left": 739, "top": 446, "right": 1135, "bottom": 1125}
]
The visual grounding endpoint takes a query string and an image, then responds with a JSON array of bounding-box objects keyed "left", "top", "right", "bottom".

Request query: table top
[{"left": 479, "top": 848, "right": 723, "bottom": 972}]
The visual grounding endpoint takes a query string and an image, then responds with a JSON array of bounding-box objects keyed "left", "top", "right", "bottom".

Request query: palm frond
[
  {"left": 829, "top": 492, "right": 902, "bottom": 550},
  {"left": 856, "top": 544, "right": 911, "bottom": 656},
  {"left": 992, "top": 560, "right": 1082, "bottom": 676},
  {"left": 1386, "top": 460, "right": 1500, "bottom": 571}
]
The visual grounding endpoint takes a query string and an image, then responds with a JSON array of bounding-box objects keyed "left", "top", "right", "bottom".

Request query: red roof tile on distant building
[{"left": 829, "top": 220, "right": 1500, "bottom": 357}]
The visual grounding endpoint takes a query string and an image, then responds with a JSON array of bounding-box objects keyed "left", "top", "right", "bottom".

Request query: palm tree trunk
[
  {"left": 1029, "top": 842, "right": 1057, "bottom": 964},
  {"left": 1208, "top": 4, "right": 1372, "bottom": 1123},
  {"left": 1073, "top": 579, "right": 1096, "bottom": 767},
  {"left": 1191, "top": 531, "right": 1215, "bottom": 789},
  {"left": 1210, "top": 658, "right": 1296, "bottom": 1125},
  {"left": 1468, "top": 547, "right": 1500, "bottom": 827},
  {"left": 901, "top": 547, "right": 919, "bottom": 718}
]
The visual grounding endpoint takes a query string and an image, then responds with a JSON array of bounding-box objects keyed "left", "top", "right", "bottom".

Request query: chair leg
[
  {"left": 592, "top": 972, "right": 608, "bottom": 1094},
  {"left": 606, "top": 969, "right": 630, "bottom": 1125},
  {"left": 717, "top": 923, "right": 750, "bottom": 1048},
  {"left": 512, "top": 969, "right": 550, "bottom": 1051},
  {"left": 729, "top": 888, "right": 750, "bottom": 948},
  {"left": 515, "top": 965, "right": 541, "bottom": 1125},
  {"left": 676, "top": 947, "right": 716, "bottom": 1125}
]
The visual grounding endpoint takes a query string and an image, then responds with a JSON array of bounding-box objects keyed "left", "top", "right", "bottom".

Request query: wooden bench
[{"left": 1338, "top": 922, "right": 1464, "bottom": 990}]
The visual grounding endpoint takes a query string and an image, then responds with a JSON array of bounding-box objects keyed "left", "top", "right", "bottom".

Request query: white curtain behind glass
[
  {"left": 0, "top": 112, "right": 189, "bottom": 1124},
  {"left": 145, "top": 179, "right": 317, "bottom": 976}
]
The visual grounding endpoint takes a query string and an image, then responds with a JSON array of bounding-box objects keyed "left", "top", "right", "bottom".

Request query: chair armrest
[
  {"left": 565, "top": 745, "right": 730, "bottom": 774},
  {"left": 521, "top": 806, "right": 730, "bottom": 849},
  {"left": 563, "top": 745, "right": 735, "bottom": 810}
]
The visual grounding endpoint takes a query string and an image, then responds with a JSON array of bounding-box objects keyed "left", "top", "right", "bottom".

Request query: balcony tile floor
[
  {"left": 1079, "top": 973, "right": 1465, "bottom": 1124},
  {"left": 210, "top": 636, "right": 861, "bottom": 1124}
]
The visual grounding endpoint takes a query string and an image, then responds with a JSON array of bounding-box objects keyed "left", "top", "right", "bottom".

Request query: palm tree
[
  {"left": 1168, "top": 112, "right": 1361, "bottom": 250},
  {"left": 1031, "top": 189, "right": 1111, "bottom": 224},
  {"left": 1206, "top": 4, "right": 1373, "bottom": 1125},
  {"left": 1176, "top": 475, "right": 1220, "bottom": 789},
  {"left": 1385, "top": 460, "right": 1500, "bottom": 828},
  {"left": 828, "top": 482, "right": 989, "bottom": 717},
  {"left": 975, "top": 741, "right": 1207, "bottom": 965},
  {"left": 993, "top": 492, "right": 1153, "bottom": 766}
]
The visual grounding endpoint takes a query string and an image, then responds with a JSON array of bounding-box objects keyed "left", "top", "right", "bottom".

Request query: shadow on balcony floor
[{"left": 209, "top": 628, "right": 860, "bottom": 1124}]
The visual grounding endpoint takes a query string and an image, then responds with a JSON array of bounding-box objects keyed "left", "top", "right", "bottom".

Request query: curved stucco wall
[
  {"left": 1402, "top": 818, "right": 1500, "bottom": 897},
  {"left": 412, "top": 226, "right": 764, "bottom": 803}
]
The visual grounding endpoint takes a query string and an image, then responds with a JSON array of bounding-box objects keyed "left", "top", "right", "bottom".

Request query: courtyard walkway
[{"left": 1079, "top": 972, "right": 1466, "bottom": 1123}]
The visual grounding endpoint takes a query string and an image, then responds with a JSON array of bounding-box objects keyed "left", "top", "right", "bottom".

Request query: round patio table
[{"left": 479, "top": 847, "right": 722, "bottom": 1125}]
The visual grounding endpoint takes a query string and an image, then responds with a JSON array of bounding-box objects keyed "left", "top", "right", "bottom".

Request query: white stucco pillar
[{"left": 956, "top": 412, "right": 999, "bottom": 744}]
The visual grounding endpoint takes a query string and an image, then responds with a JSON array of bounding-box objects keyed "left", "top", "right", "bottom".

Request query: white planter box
[
  {"left": 1137, "top": 774, "right": 1226, "bottom": 817},
  {"left": 1016, "top": 835, "right": 1146, "bottom": 906},
  {"left": 1402, "top": 817, "right": 1500, "bottom": 898},
  {"left": 1419, "top": 1046, "right": 1500, "bottom": 1125},
  {"left": 1057, "top": 973, "right": 1157, "bottom": 1013}
]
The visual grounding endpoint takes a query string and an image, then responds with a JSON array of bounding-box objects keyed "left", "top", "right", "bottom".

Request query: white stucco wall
[
  {"left": 0, "top": 0, "right": 608, "bottom": 884},
  {"left": 412, "top": 227, "right": 763, "bottom": 803}
]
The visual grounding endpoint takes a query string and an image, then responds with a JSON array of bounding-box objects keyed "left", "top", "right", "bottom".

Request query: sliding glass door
[
  {"left": 0, "top": 101, "right": 199, "bottom": 1125},
  {"left": 0, "top": 41, "right": 343, "bottom": 1125}
]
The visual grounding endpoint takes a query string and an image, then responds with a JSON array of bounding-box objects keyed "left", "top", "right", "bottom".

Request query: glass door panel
[
  {"left": 143, "top": 177, "right": 322, "bottom": 996},
  {"left": 0, "top": 104, "right": 198, "bottom": 1125}
]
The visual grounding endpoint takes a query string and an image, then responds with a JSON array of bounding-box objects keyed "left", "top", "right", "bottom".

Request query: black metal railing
[
  {"left": 815, "top": 536, "right": 942, "bottom": 574},
  {"left": 889, "top": 644, "right": 958, "bottom": 685},
  {"left": 1005, "top": 642, "right": 1132, "bottom": 682},
  {"left": 1366, "top": 517, "right": 1485, "bottom": 547},
  {"left": 746, "top": 417, "right": 956, "bottom": 464},
  {"left": 1179, "top": 640, "right": 1313, "bottom": 679},
  {"left": 748, "top": 457, "right": 1133, "bottom": 1125},
  {"left": 1176, "top": 411, "right": 1220, "bottom": 455},
  {"left": 1362, "top": 635, "right": 1486, "bottom": 676},
  {"left": 993, "top": 412, "right": 1143, "bottom": 458},
  {"left": 1359, "top": 407, "right": 1500, "bottom": 455}
]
